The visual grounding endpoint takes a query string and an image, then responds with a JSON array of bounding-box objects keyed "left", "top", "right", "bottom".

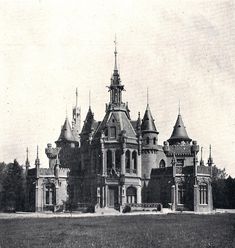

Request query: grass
[{"left": 0, "top": 214, "right": 234, "bottom": 248}]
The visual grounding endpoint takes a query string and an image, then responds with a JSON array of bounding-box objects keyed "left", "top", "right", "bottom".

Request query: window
[
  {"left": 199, "top": 184, "right": 208, "bottom": 204},
  {"left": 153, "top": 137, "right": 156, "bottom": 145},
  {"left": 107, "top": 150, "right": 112, "bottom": 172},
  {"left": 125, "top": 150, "right": 130, "bottom": 173},
  {"left": 45, "top": 184, "right": 55, "bottom": 205},
  {"left": 146, "top": 137, "right": 150, "bottom": 145},
  {"left": 126, "top": 187, "right": 137, "bottom": 204},
  {"left": 132, "top": 151, "right": 137, "bottom": 173},
  {"left": 115, "top": 150, "right": 121, "bottom": 172},
  {"left": 178, "top": 184, "right": 185, "bottom": 204},
  {"left": 159, "top": 160, "right": 166, "bottom": 168},
  {"left": 110, "top": 127, "right": 116, "bottom": 138}
]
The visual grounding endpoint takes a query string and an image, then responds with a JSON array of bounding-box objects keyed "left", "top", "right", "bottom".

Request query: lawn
[{"left": 0, "top": 214, "right": 234, "bottom": 248}]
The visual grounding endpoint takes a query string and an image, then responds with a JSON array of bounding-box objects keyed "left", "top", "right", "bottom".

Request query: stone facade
[{"left": 26, "top": 47, "right": 213, "bottom": 213}]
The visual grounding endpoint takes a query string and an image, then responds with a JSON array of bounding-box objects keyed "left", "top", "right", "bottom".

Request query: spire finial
[
  {"left": 66, "top": 105, "right": 68, "bottom": 119},
  {"left": 26, "top": 147, "right": 30, "bottom": 167},
  {"left": 76, "top": 88, "right": 78, "bottom": 107},
  {"left": 89, "top": 90, "right": 91, "bottom": 108},
  {"left": 147, "top": 87, "right": 149, "bottom": 106},
  {"left": 35, "top": 145, "right": 40, "bottom": 167},
  {"left": 208, "top": 144, "right": 213, "bottom": 166},
  {"left": 200, "top": 146, "right": 204, "bottom": 166},
  {"left": 114, "top": 34, "right": 118, "bottom": 71},
  {"left": 178, "top": 99, "right": 181, "bottom": 115}
]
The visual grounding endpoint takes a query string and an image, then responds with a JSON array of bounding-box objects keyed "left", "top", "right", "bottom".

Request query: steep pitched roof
[
  {"left": 168, "top": 114, "right": 191, "bottom": 144},
  {"left": 81, "top": 107, "right": 97, "bottom": 135},
  {"left": 57, "top": 118, "right": 76, "bottom": 143},
  {"left": 141, "top": 104, "right": 158, "bottom": 133}
]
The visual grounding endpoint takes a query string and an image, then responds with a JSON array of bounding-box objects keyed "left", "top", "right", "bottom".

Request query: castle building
[{"left": 26, "top": 43, "right": 213, "bottom": 213}]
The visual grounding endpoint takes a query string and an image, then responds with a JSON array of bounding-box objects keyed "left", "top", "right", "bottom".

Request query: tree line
[{"left": 0, "top": 160, "right": 234, "bottom": 211}]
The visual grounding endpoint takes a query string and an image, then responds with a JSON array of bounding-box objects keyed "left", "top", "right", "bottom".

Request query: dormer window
[{"left": 110, "top": 126, "right": 116, "bottom": 139}]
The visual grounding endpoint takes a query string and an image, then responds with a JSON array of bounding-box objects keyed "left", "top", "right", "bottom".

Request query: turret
[
  {"left": 56, "top": 117, "right": 78, "bottom": 148},
  {"left": 168, "top": 113, "right": 192, "bottom": 145},
  {"left": 141, "top": 104, "right": 159, "bottom": 149}
]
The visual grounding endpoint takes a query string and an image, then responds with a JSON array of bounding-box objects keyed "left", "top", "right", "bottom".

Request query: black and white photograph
[{"left": 0, "top": 0, "right": 235, "bottom": 247}]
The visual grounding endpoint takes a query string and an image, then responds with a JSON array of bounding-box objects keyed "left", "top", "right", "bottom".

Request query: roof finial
[
  {"left": 147, "top": 87, "right": 149, "bottom": 106},
  {"left": 178, "top": 99, "right": 181, "bottom": 115},
  {"left": 208, "top": 144, "right": 213, "bottom": 166},
  {"left": 89, "top": 90, "right": 91, "bottom": 108},
  {"left": 76, "top": 88, "right": 78, "bottom": 107},
  {"left": 35, "top": 145, "right": 40, "bottom": 167},
  {"left": 200, "top": 146, "right": 204, "bottom": 166},
  {"left": 26, "top": 147, "right": 30, "bottom": 167},
  {"left": 114, "top": 34, "right": 118, "bottom": 71},
  {"left": 66, "top": 105, "right": 68, "bottom": 119}
]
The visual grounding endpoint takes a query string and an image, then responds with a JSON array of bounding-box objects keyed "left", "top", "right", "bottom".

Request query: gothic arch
[{"left": 159, "top": 159, "right": 166, "bottom": 168}]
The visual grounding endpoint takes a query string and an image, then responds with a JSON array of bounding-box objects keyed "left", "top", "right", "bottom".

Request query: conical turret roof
[
  {"left": 141, "top": 104, "right": 158, "bottom": 133},
  {"left": 57, "top": 118, "right": 76, "bottom": 143},
  {"left": 168, "top": 114, "right": 191, "bottom": 144}
]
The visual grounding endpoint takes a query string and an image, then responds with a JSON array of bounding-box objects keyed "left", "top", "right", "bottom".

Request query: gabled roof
[
  {"left": 93, "top": 110, "right": 137, "bottom": 140},
  {"left": 56, "top": 118, "right": 76, "bottom": 143},
  {"left": 141, "top": 104, "right": 158, "bottom": 133},
  {"left": 168, "top": 114, "right": 191, "bottom": 144}
]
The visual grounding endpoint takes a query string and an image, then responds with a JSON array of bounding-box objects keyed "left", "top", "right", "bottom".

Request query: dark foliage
[
  {"left": 212, "top": 165, "right": 235, "bottom": 209},
  {"left": 1, "top": 160, "right": 25, "bottom": 211}
]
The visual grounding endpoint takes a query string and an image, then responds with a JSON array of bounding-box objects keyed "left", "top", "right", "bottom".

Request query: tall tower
[{"left": 72, "top": 88, "right": 81, "bottom": 144}]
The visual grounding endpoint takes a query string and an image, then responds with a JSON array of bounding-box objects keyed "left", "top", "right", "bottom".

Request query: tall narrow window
[
  {"left": 146, "top": 137, "right": 150, "bottom": 145},
  {"left": 153, "top": 137, "right": 157, "bottom": 145},
  {"left": 45, "top": 184, "right": 55, "bottom": 205},
  {"left": 178, "top": 184, "right": 185, "bottom": 204},
  {"left": 199, "top": 184, "right": 208, "bottom": 204},
  {"left": 115, "top": 150, "right": 121, "bottom": 172},
  {"left": 107, "top": 150, "right": 112, "bottom": 173},
  {"left": 125, "top": 150, "right": 130, "bottom": 173},
  {"left": 132, "top": 151, "right": 137, "bottom": 173}
]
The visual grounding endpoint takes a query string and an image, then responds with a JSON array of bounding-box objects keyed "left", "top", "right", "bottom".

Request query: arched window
[
  {"left": 132, "top": 151, "right": 137, "bottom": 173},
  {"left": 45, "top": 184, "right": 56, "bottom": 205},
  {"left": 107, "top": 150, "right": 112, "bottom": 172},
  {"left": 146, "top": 137, "right": 150, "bottom": 145},
  {"left": 115, "top": 150, "right": 121, "bottom": 172},
  {"left": 126, "top": 186, "right": 137, "bottom": 204},
  {"left": 125, "top": 150, "right": 131, "bottom": 173},
  {"left": 153, "top": 137, "right": 157, "bottom": 145},
  {"left": 178, "top": 184, "right": 185, "bottom": 204},
  {"left": 199, "top": 184, "right": 208, "bottom": 204},
  {"left": 159, "top": 160, "right": 166, "bottom": 168}
]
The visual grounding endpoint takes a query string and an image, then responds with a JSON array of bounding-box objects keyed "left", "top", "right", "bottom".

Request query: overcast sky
[{"left": 0, "top": 0, "right": 234, "bottom": 176}]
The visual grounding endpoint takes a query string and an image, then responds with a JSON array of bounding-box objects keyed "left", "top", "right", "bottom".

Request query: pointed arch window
[
  {"left": 125, "top": 150, "right": 131, "bottom": 173},
  {"left": 199, "top": 184, "right": 208, "bottom": 204},
  {"left": 132, "top": 151, "right": 137, "bottom": 173},
  {"left": 159, "top": 160, "right": 166, "bottom": 168},
  {"left": 45, "top": 184, "right": 56, "bottom": 205}
]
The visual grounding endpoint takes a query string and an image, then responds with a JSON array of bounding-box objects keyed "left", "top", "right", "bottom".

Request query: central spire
[
  {"left": 114, "top": 34, "right": 118, "bottom": 71},
  {"left": 108, "top": 36, "right": 124, "bottom": 107}
]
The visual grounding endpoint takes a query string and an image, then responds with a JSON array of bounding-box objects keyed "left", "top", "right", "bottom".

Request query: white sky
[{"left": 0, "top": 0, "right": 234, "bottom": 176}]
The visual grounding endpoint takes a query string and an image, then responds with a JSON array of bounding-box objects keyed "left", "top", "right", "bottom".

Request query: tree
[{"left": 2, "top": 159, "right": 25, "bottom": 211}]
